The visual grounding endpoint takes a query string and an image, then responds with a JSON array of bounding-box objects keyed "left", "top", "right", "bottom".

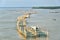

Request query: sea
[{"left": 0, "top": 7, "right": 60, "bottom": 40}]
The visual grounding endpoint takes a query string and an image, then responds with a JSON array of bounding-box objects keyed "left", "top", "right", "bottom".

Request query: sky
[{"left": 0, "top": 0, "right": 60, "bottom": 7}]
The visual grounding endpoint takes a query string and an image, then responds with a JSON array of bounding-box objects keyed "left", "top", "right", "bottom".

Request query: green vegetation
[{"left": 32, "top": 6, "right": 60, "bottom": 9}]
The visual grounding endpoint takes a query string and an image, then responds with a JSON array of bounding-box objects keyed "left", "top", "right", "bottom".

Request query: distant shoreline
[
  {"left": 32, "top": 6, "right": 60, "bottom": 9},
  {"left": 0, "top": 6, "right": 60, "bottom": 9}
]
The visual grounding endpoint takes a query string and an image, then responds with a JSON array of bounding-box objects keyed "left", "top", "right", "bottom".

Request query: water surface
[{"left": 0, "top": 8, "right": 60, "bottom": 40}]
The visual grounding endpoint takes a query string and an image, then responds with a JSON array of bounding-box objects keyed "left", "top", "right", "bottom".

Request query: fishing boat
[{"left": 16, "top": 13, "right": 48, "bottom": 39}]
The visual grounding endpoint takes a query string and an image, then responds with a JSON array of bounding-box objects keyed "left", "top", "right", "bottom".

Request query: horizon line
[{"left": 0, "top": 6, "right": 60, "bottom": 8}]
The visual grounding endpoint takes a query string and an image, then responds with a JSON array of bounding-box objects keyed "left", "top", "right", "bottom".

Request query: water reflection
[
  {"left": 27, "top": 37, "right": 48, "bottom": 40},
  {"left": 17, "top": 30, "right": 48, "bottom": 40}
]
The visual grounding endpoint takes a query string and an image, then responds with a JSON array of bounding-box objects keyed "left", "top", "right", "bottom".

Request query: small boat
[
  {"left": 16, "top": 14, "right": 48, "bottom": 39},
  {"left": 26, "top": 26, "right": 48, "bottom": 38},
  {"left": 17, "top": 25, "right": 48, "bottom": 38}
]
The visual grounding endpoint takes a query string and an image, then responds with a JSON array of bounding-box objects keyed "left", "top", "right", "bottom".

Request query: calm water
[{"left": 0, "top": 8, "right": 60, "bottom": 40}]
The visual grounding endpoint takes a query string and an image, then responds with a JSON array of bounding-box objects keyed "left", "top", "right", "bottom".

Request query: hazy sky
[{"left": 0, "top": 0, "right": 60, "bottom": 7}]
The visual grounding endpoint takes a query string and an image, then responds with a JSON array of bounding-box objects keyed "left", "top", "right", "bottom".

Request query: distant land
[
  {"left": 32, "top": 6, "right": 60, "bottom": 9},
  {"left": 0, "top": 6, "right": 60, "bottom": 9}
]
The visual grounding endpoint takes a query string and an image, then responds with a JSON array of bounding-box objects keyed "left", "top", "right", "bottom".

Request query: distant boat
[
  {"left": 49, "top": 11, "right": 60, "bottom": 13},
  {"left": 49, "top": 10, "right": 60, "bottom": 13}
]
